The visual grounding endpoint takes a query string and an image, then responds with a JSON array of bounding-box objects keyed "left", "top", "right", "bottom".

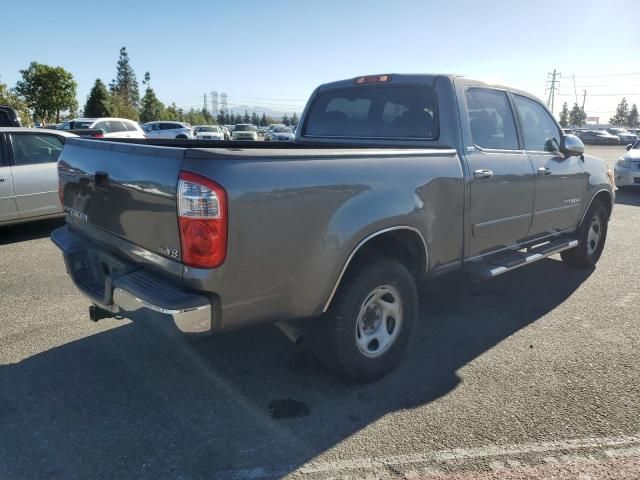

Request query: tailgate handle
[{"left": 94, "top": 171, "right": 109, "bottom": 190}]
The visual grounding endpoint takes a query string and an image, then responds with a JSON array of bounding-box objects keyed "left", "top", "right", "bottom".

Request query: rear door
[
  {"left": 461, "top": 86, "right": 535, "bottom": 257},
  {"left": 512, "top": 94, "right": 588, "bottom": 236},
  {"left": 9, "top": 132, "right": 64, "bottom": 219},
  {"left": 0, "top": 134, "right": 19, "bottom": 222}
]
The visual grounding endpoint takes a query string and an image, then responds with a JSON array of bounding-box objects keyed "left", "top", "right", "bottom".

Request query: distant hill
[{"left": 227, "top": 104, "right": 300, "bottom": 118}]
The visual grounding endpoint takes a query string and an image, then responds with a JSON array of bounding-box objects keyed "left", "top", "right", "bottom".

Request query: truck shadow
[
  {"left": 0, "top": 258, "right": 593, "bottom": 479},
  {"left": 0, "top": 218, "right": 64, "bottom": 245}
]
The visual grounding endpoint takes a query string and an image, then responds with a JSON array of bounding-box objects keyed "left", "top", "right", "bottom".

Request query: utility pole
[
  {"left": 582, "top": 90, "right": 587, "bottom": 110},
  {"left": 545, "top": 69, "right": 561, "bottom": 114},
  {"left": 210, "top": 91, "right": 218, "bottom": 116},
  {"left": 572, "top": 74, "right": 578, "bottom": 105},
  {"left": 220, "top": 93, "right": 228, "bottom": 115},
  {"left": 203, "top": 93, "right": 208, "bottom": 112}
]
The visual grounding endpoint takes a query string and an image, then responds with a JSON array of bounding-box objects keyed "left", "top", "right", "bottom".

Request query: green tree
[
  {"left": 259, "top": 113, "right": 268, "bottom": 126},
  {"left": 0, "top": 80, "right": 30, "bottom": 125},
  {"left": 139, "top": 73, "right": 165, "bottom": 123},
  {"left": 558, "top": 102, "right": 569, "bottom": 128},
  {"left": 15, "top": 62, "right": 78, "bottom": 123},
  {"left": 609, "top": 97, "right": 629, "bottom": 126},
  {"left": 110, "top": 47, "right": 140, "bottom": 116},
  {"left": 282, "top": 114, "right": 290, "bottom": 126},
  {"left": 251, "top": 111, "right": 259, "bottom": 125},
  {"left": 627, "top": 104, "right": 638, "bottom": 128},
  {"left": 111, "top": 94, "right": 139, "bottom": 120},
  {"left": 569, "top": 103, "right": 586, "bottom": 127},
  {"left": 242, "top": 110, "right": 250, "bottom": 123},
  {"left": 84, "top": 79, "right": 113, "bottom": 117}
]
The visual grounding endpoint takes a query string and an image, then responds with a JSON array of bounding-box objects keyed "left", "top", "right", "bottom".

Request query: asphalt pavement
[{"left": 0, "top": 145, "right": 638, "bottom": 479}]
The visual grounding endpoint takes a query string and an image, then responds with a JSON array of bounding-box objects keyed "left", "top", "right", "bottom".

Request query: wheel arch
[
  {"left": 322, "top": 226, "right": 429, "bottom": 313},
  {"left": 580, "top": 188, "right": 613, "bottom": 225}
]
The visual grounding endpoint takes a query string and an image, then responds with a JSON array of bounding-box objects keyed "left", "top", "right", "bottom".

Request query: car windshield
[
  {"left": 273, "top": 127, "right": 292, "bottom": 133},
  {"left": 199, "top": 127, "right": 217, "bottom": 132},
  {"left": 611, "top": 128, "right": 628, "bottom": 134},
  {"left": 304, "top": 84, "right": 438, "bottom": 138},
  {"left": 235, "top": 125, "right": 256, "bottom": 131}
]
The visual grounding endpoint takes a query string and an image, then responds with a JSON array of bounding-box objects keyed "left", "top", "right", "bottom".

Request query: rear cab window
[{"left": 303, "top": 85, "right": 438, "bottom": 139}]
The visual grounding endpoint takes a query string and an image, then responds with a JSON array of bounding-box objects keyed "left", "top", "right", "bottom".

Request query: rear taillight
[
  {"left": 92, "top": 131, "right": 104, "bottom": 138},
  {"left": 177, "top": 171, "right": 227, "bottom": 268}
]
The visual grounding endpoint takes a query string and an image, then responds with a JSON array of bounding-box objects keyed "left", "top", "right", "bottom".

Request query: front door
[
  {"left": 9, "top": 133, "right": 64, "bottom": 219},
  {"left": 512, "top": 94, "right": 588, "bottom": 236},
  {"left": 462, "top": 87, "right": 535, "bottom": 257}
]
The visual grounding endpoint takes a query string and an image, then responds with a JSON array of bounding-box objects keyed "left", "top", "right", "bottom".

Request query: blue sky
[{"left": 1, "top": 0, "right": 639, "bottom": 120}]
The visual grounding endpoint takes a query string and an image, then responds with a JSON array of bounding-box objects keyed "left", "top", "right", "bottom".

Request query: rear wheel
[
  {"left": 316, "top": 257, "right": 418, "bottom": 383},
  {"left": 561, "top": 199, "right": 608, "bottom": 268},
  {"left": 176, "top": 134, "right": 188, "bottom": 139}
]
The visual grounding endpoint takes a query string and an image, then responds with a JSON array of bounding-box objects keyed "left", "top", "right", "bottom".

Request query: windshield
[
  {"left": 304, "top": 85, "right": 438, "bottom": 139},
  {"left": 199, "top": 127, "right": 218, "bottom": 132},
  {"left": 235, "top": 125, "right": 256, "bottom": 131},
  {"left": 273, "top": 127, "right": 292, "bottom": 133},
  {"left": 611, "top": 128, "right": 628, "bottom": 134}
]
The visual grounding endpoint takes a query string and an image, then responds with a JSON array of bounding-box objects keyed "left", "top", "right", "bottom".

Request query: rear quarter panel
[{"left": 181, "top": 150, "right": 464, "bottom": 330}]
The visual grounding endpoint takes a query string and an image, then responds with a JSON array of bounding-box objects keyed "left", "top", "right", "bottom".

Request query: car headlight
[{"left": 617, "top": 159, "right": 632, "bottom": 169}]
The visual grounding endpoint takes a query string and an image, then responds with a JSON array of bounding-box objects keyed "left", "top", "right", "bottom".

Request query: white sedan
[{"left": 194, "top": 125, "right": 225, "bottom": 140}]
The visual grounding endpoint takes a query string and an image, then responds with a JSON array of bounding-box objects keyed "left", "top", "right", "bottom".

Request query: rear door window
[
  {"left": 465, "top": 88, "right": 519, "bottom": 150},
  {"left": 11, "top": 134, "right": 64, "bottom": 165},
  {"left": 304, "top": 85, "right": 438, "bottom": 139},
  {"left": 109, "top": 121, "right": 127, "bottom": 133}
]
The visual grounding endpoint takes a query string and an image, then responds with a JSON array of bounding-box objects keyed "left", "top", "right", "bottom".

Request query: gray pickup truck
[{"left": 51, "top": 74, "right": 614, "bottom": 382}]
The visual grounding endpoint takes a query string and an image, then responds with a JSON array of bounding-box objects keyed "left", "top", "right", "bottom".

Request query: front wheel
[
  {"left": 561, "top": 199, "right": 608, "bottom": 268},
  {"left": 316, "top": 257, "right": 418, "bottom": 383}
]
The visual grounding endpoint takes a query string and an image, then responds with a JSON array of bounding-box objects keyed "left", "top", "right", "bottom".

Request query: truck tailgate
[{"left": 59, "top": 138, "right": 185, "bottom": 261}]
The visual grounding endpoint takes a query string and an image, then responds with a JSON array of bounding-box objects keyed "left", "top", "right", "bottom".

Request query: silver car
[
  {"left": 614, "top": 140, "right": 640, "bottom": 188},
  {"left": 0, "top": 128, "right": 76, "bottom": 226}
]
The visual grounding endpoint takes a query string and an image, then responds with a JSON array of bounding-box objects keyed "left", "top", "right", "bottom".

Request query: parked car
[
  {"left": 577, "top": 129, "right": 620, "bottom": 145},
  {"left": 0, "top": 106, "right": 22, "bottom": 127},
  {"left": 142, "top": 121, "right": 193, "bottom": 139},
  {"left": 58, "top": 118, "right": 145, "bottom": 139},
  {"left": 52, "top": 73, "right": 613, "bottom": 382},
  {"left": 0, "top": 128, "right": 77, "bottom": 226},
  {"left": 264, "top": 126, "right": 294, "bottom": 142},
  {"left": 607, "top": 127, "right": 638, "bottom": 145},
  {"left": 614, "top": 140, "right": 640, "bottom": 188},
  {"left": 232, "top": 123, "right": 258, "bottom": 140},
  {"left": 193, "top": 125, "right": 225, "bottom": 140}
]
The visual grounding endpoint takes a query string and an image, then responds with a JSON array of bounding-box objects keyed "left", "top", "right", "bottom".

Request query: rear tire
[
  {"left": 316, "top": 257, "right": 418, "bottom": 383},
  {"left": 561, "top": 199, "right": 608, "bottom": 268}
]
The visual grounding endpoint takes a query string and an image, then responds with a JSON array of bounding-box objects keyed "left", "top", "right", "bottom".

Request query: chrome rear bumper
[{"left": 51, "top": 225, "right": 214, "bottom": 334}]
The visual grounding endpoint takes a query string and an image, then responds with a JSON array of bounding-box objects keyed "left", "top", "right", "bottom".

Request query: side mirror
[
  {"left": 626, "top": 144, "right": 633, "bottom": 151},
  {"left": 560, "top": 134, "right": 584, "bottom": 157}
]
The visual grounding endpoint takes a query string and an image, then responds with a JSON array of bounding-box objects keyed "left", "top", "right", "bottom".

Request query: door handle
[
  {"left": 537, "top": 167, "right": 552, "bottom": 175},
  {"left": 0, "top": 177, "right": 7, "bottom": 183},
  {"left": 473, "top": 169, "right": 494, "bottom": 179}
]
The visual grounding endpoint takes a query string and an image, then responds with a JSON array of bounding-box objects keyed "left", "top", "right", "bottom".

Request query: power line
[
  {"left": 556, "top": 93, "right": 640, "bottom": 97},
  {"left": 573, "top": 72, "right": 640, "bottom": 78}
]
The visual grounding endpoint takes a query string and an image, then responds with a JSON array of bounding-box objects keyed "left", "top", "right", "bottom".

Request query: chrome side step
[{"left": 468, "top": 237, "right": 579, "bottom": 280}]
